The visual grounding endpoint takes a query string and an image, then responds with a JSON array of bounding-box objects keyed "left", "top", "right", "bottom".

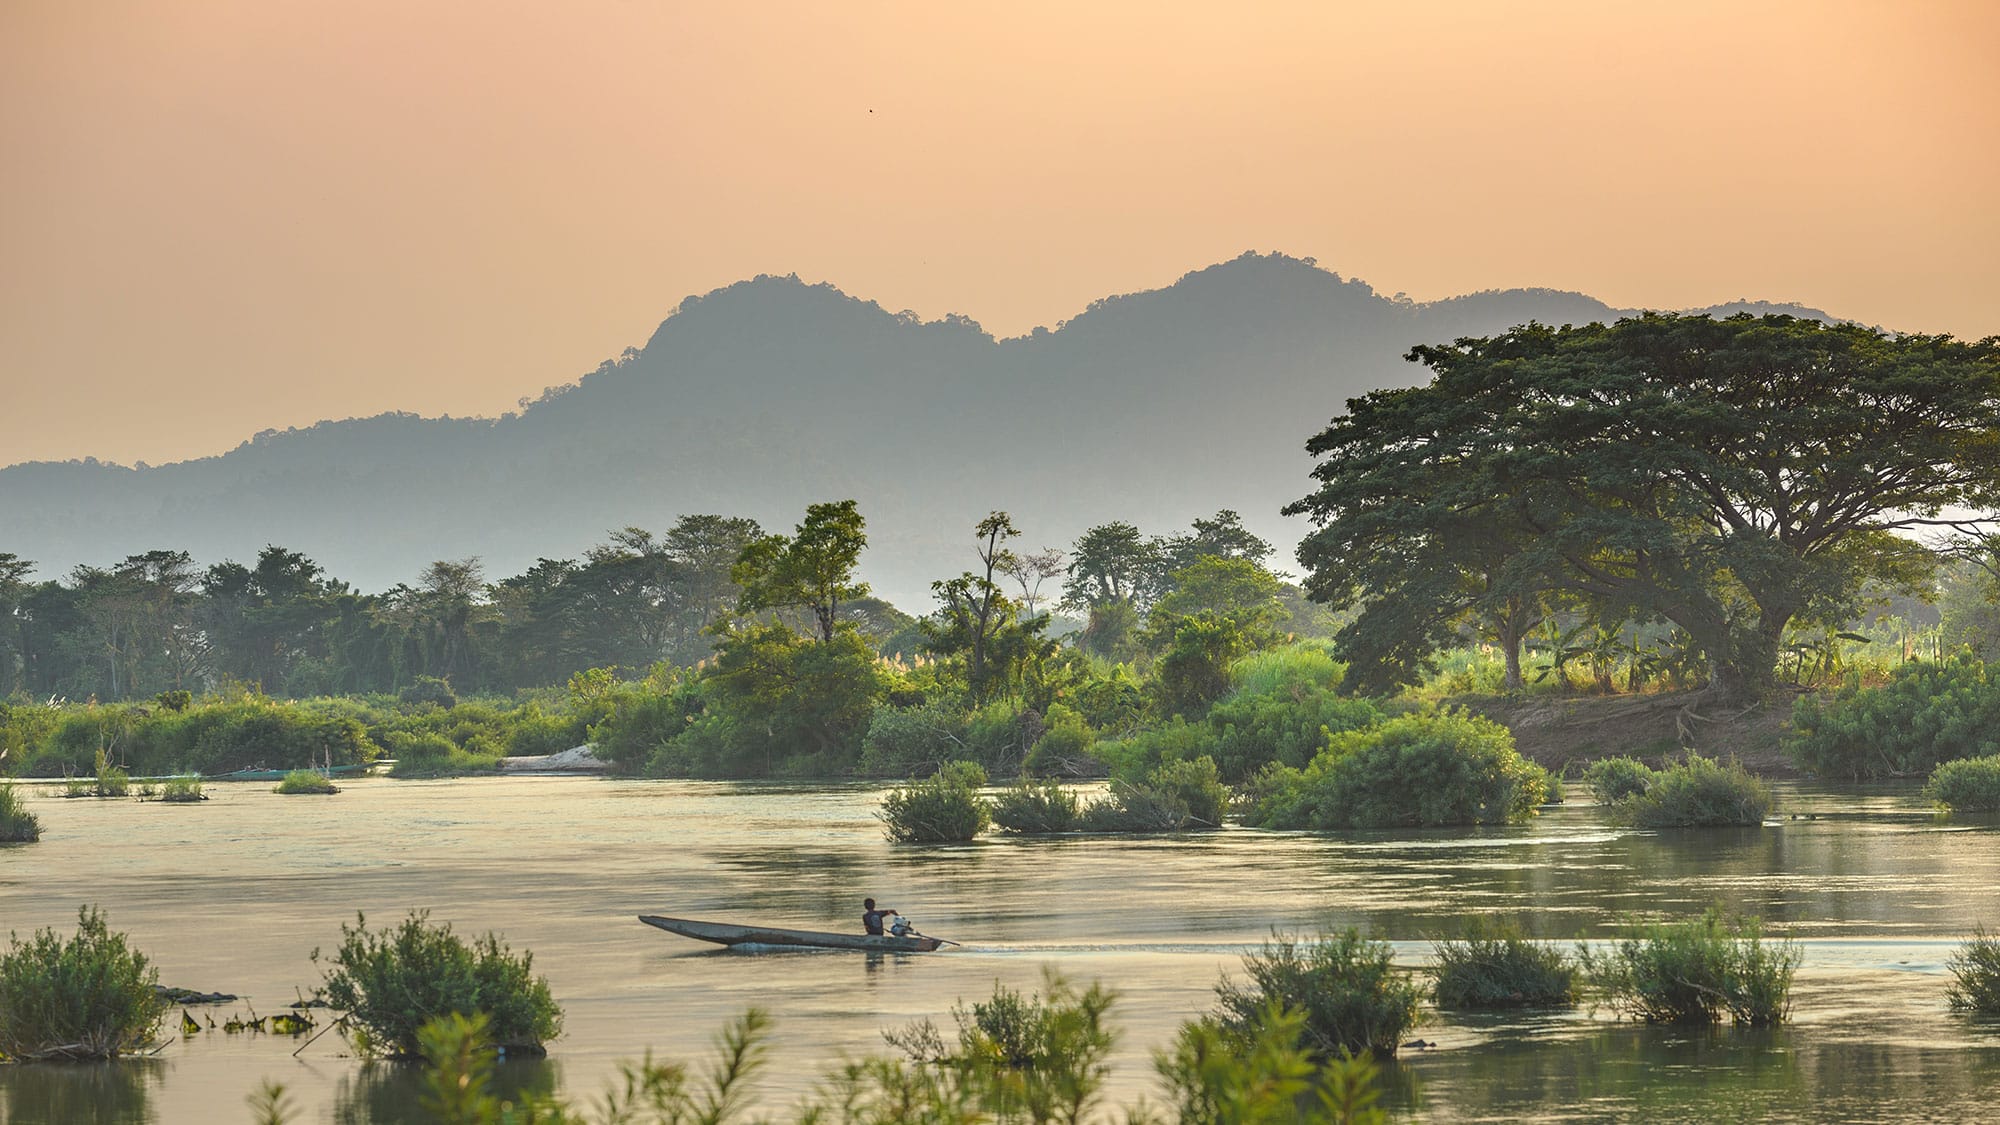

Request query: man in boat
[{"left": 862, "top": 898, "right": 900, "bottom": 936}]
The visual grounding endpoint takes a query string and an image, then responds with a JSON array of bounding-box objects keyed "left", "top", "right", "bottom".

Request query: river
[{"left": 3, "top": 776, "right": 1999, "bottom": 1122}]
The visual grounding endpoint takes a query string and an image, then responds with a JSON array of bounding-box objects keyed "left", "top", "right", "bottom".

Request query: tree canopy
[{"left": 1288, "top": 313, "right": 2000, "bottom": 701}]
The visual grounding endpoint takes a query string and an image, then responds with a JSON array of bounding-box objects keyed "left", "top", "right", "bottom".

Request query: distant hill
[{"left": 0, "top": 253, "right": 1839, "bottom": 609}]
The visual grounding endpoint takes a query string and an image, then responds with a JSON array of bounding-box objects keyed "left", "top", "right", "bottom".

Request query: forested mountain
[{"left": 0, "top": 253, "right": 1833, "bottom": 608}]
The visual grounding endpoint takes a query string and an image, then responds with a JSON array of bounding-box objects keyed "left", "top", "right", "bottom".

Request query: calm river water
[{"left": 3, "top": 776, "right": 2000, "bottom": 1123}]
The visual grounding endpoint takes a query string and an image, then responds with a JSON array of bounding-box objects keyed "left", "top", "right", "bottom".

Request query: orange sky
[{"left": 3, "top": 0, "right": 1995, "bottom": 466}]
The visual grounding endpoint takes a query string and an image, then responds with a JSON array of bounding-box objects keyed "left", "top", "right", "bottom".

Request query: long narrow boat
[{"left": 638, "top": 914, "right": 945, "bottom": 953}]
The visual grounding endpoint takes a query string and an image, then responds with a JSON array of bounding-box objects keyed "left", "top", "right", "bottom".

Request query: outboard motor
[{"left": 889, "top": 916, "right": 915, "bottom": 937}]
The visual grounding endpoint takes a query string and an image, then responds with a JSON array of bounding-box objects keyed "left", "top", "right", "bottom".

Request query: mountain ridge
[{"left": 0, "top": 252, "right": 1844, "bottom": 608}]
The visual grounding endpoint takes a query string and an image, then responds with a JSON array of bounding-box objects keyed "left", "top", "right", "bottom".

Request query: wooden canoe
[{"left": 638, "top": 914, "right": 945, "bottom": 953}]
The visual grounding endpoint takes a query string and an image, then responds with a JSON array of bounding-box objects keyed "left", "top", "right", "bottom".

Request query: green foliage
[
  {"left": 1249, "top": 710, "right": 1545, "bottom": 830},
  {"left": 1430, "top": 918, "right": 1579, "bottom": 1009},
  {"left": 1788, "top": 654, "right": 2000, "bottom": 779},
  {"left": 1204, "top": 683, "right": 1382, "bottom": 785},
  {"left": 1155, "top": 1005, "right": 1388, "bottom": 1125},
  {"left": 1609, "top": 755, "right": 1772, "bottom": 828},
  {"left": 858, "top": 698, "right": 969, "bottom": 776},
  {"left": 885, "top": 972, "right": 1116, "bottom": 1124},
  {"left": 157, "top": 774, "right": 204, "bottom": 803},
  {"left": 732, "top": 499, "right": 870, "bottom": 644},
  {"left": 587, "top": 668, "right": 702, "bottom": 773},
  {"left": 1023, "top": 702, "right": 1097, "bottom": 776},
  {"left": 314, "top": 910, "right": 563, "bottom": 1057},
  {"left": 1150, "top": 612, "right": 1256, "bottom": 719},
  {"left": 1080, "top": 755, "right": 1229, "bottom": 832},
  {"left": 879, "top": 761, "right": 991, "bottom": 843},
  {"left": 0, "top": 782, "right": 41, "bottom": 842},
  {"left": 695, "top": 624, "right": 884, "bottom": 775},
  {"left": 991, "top": 779, "right": 1081, "bottom": 834},
  {"left": 1217, "top": 929, "right": 1421, "bottom": 1059},
  {"left": 1946, "top": 929, "right": 2000, "bottom": 1013},
  {"left": 385, "top": 731, "right": 501, "bottom": 778},
  {"left": 398, "top": 675, "right": 459, "bottom": 710},
  {"left": 1581, "top": 909, "right": 1799, "bottom": 1026},
  {"left": 1292, "top": 314, "right": 2000, "bottom": 702},
  {"left": 1584, "top": 756, "right": 1653, "bottom": 804},
  {"left": 1923, "top": 756, "right": 2000, "bottom": 813},
  {"left": 274, "top": 769, "right": 340, "bottom": 795},
  {"left": 0, "top": 906, "right": 165, "bottom": 1060}
]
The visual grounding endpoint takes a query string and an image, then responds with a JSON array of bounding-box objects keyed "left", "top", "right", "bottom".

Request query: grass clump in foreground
[
  {"left": 0, "top": 906, "right": 165, "bottom": 1061},
  {"left": 1431, "top": 918, "right": 1580, "bottom": 1010},
  {"left": 314, "top": 910, "right": 562, "bottom": 1058},
  {"left": 879, "top": 761, "right": 991, "bottom": 843},
  {"left": 991, "top": 779, "right": 1081, "bottom": 833},
  {"left": 274, "top": 769, "right": 339, "bottom": 795},
  {"left": 158, "top": 775, "right": 205, "bottom": 803},
  {"left": 1581, "top": 909, "right": 1799, "bottom": 1026},
  {"left": 1924, "top": 757, "right": 2000, "bottom": 813},
  {"left": 1946, "top": 929, "right": 2000, "bottom": 1013},
  {"left": 252, "top": 977, "right": 1392, "bottom": 1125},
  {"left": 0, "top": 782, "right": 40, "bottom": 842},
  {"left": 1607, "top": 754, "right": 1772, "bottom": 828},
  {"left": 1216, "top": 928, "right": 1421, "bottom": 1058}
]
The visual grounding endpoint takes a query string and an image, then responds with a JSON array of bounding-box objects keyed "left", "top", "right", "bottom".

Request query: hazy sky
[{"left": 4, "top": 0, "right": 1995, "bottom": 467}]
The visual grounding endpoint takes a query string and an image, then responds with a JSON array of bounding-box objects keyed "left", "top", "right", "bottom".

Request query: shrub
[
  {"left": 1216, "top": 929, "right": 1421, "bottom": 1058},
  {"left": 1581, "top": 909, "right": 1799, "bottom": 1026},
  {"left": 1156, "top": 1004, "right": 1388, "bottom": 1125},
  {"left": 1023, "top": 703, "right": 1097, "bottom": 777},
  {"left": 158, "top": 775, "right": 205, "bottom": 803},
  {"left": 1431, "top": 918, "right": 1579, "bottom": 1009},
  {"left": 856, "top": 699, "right": 970, "bottom": 776},
  {"left": 387, "top": 731, "right": 502, "bottom": 778},
  {"left": 1079, "top": 756, "right": 1229, "bottom": 832},
  {"left": 1584, "top": 756, "right": 1653, "bottom": 804},
  {"left": 878, "top": 761, "right": 991, "bottom": 843},
  {"left": 1788, "top": 653, "right": 2000, "bottom": 779},
  {"left": 399, "top": 675, "right": 459, "bottom": 710},
  {"left": 1248, "top": 711, "right": 1546, "bottom": 830},
  {"left": 1946, "top": 929, "right": 2000, "bottom": 1013},
  {"left": 0, "top": 783, "right": 40, "bottom": 842},
  {"left": 1924, "top": 756, "right": 2000, "bottom": 813},
  {"left": 884, "top": 972, "right": 1116, "bottom": 1123},
  {"left": 991, "top": 780, "right": 1081, "bottom": 834},
  {"left": 0, "top": 906, "right": 165, "bottom": 1060},
  {"left": 1610, "top": 755, "right": 1771, "bottom": 828},
  {"left": 275, "top": 769, "right": 340, "bottom": 795},
  {"left": 314, "top": 910, "right": 563, "bottom": 1057}
]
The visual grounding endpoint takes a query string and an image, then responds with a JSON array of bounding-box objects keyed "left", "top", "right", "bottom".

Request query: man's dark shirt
[{"left": 863, "top": 908, "right": 890, "bottom": 935}]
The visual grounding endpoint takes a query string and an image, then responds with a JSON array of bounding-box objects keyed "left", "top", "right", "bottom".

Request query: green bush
[
  {"left": 275, "top": 769, "right": 339, "bottom": 795},
  {"left": 883, "top": 972, "right": 1116, "bottom": 1122},
  {"left": 398, "top": 676, "right": 459, "bottom": 710},
  {"left": 1431, "top": 918, "right": 1579, "bottom": 1009},
  {"left": 1584, "top": 756, "right": 1653, "bottom": 804},
  {"left": 1155, "top": 1004, "right": 1387, "bottom": 1125},
  {"left": 857, "top": 699, "right": 968, "bottom": 776},
  {"left": 387, "top": 731, "right": 502, "bottom": 778},
  {"left": 314, "top": 910, "right": 563, "bottom": 1057},
  {"left": 0, "top": 906, "right": 165, "bottom": 1060},
  {"left": 1023, "top": 703, "right": 1098, "bottom": 776},
  {"left": 878, "top": 761, "right": 991, "bottom": 843},
  {"left": 1216, "top": 929, "right": 1421, "bottom": 1058},
  {"left": 0, "top": 783, "right": 40, "bottom": 842},
  {"left": 1581, "top": 909, "right": 1799, "bottom": 1026},
  {"left": 1924, "top": 756, "right": 2000, "bottom": 813},
  {"left": 1946, "top": 929, "right": 2000, "bottom": 1013},
  {"left": 1248, "top": 711, "right": 1546, "bottom": 830},
  {"left": 158, "top": 775, "right": 204, "bottom": 803},
  {"left": 1788, "top": 654, "right": 2000, "bottom": 779},
  {"left": 1079, "top": 756, "right": 1229, "bottom": 832},
  {"left": 991, "top": 780, "right": 1081, "bottom": 834},
  {"left": 1610, "top": 755, "right": 1772, "bottom": 828}
]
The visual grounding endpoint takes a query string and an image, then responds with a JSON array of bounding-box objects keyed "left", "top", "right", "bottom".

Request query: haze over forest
[{"left": 0, "top": 253, "right": 1836, "bottom": 609}]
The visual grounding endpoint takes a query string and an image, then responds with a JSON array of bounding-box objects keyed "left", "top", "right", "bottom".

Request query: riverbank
[{"left": 1458, "top": 689, "right": 1804, "bottom": 778}]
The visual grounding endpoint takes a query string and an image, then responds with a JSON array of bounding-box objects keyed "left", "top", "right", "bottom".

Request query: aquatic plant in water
[
  {"left": 1581, "top": 909, "right": 1799, "bottom": 1026},
  {"left": 1431, "top": 918, "right": 1580, "bottom": 1010},
  {"left": 1946, "top": 929, "right": 2000, "bottom": 1013},
  {"left": 0, "top": 906, "right": 165, "bottom": 1061},
  {"left": 0, "top": 782, "right": 40, "bottom": 842}
]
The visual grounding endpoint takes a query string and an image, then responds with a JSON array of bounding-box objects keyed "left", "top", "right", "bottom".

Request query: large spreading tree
[{"left": 1288, "top": 314, "right": 2000, "bottom": 703}]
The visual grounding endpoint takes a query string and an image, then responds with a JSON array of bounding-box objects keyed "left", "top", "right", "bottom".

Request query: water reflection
[
  {"left": 0, "top": 1058, "right": 160, "bottom": 1125},
  {"left": 332, "top": 1058, "right": 559, "bottom": 1125}
]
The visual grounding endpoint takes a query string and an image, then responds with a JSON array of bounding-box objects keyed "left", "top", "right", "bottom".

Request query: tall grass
[
  {"left": 274, "top": 770, "right": 339, "bottom": 795},
  {"left": 1580, "top": 909, "right": 1799, "bottom": 1026},
  {"left": 158, "top": 775, "right": 205, "bottom": 803}
]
